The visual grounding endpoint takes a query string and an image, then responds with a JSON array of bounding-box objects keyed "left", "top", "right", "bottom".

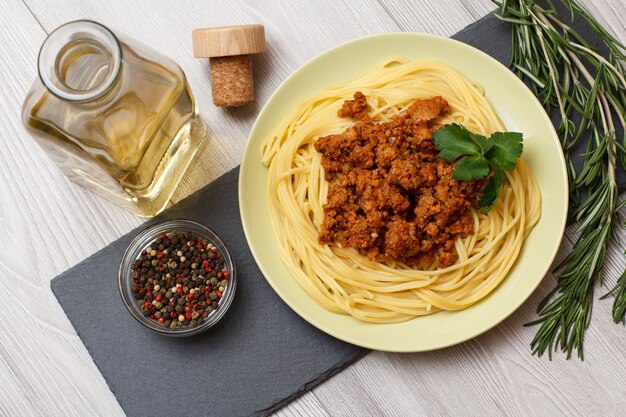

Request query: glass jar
[
  {"left": 22, "top": 20, "right": 206, "bottom": 217},
  {"left": 119, "top": 219, "right": 236, "bottom": 336}
]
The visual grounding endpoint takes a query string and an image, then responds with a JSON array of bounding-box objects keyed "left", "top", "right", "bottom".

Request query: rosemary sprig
[
  {"left": 492, "top": 0, "right": 626, "bottom": 359},
  {"left": 601, "top": 199, "right": 626, "bottom": 323},
  {"left": 602, "top": 268, "right": 626, "bottom": 324}
]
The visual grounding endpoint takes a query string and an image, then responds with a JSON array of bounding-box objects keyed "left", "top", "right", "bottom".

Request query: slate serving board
[{"left": 51, "top": 7, "right": 622, "bottom": 417}]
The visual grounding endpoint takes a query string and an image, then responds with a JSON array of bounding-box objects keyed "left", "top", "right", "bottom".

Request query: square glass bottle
[{"left": 22, "top": 20, "right": 206, "bottom": 216}]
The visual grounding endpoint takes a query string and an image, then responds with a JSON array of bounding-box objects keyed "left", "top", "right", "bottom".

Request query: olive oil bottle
[{"left": 22, "top": 20, "right": 205, "bottom": 216}]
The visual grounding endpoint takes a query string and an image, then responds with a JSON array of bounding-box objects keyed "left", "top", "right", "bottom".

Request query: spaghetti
[{"left": 260, "top": 58, "right": 541, "bottom": 323}]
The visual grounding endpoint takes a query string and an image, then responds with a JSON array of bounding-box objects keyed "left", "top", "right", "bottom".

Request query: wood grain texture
[
  {"left": 1, "top": 0, "right": 625, "bottom": 416},
  {"left": 192, "top": 24, "right": 266, "bottom": 57},
  {"left": 0, "top": 2, "right": 128, "bottom": 416}
]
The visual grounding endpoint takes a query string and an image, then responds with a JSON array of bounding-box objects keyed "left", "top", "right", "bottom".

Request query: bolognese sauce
[{"left": 314, "top": 92, "right": 486, "bottom": 268}]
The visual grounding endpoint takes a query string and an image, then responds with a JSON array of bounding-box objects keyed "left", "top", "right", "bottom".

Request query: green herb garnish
[{"left": 432, "top": 123, "right": 523, "bottom": 212}]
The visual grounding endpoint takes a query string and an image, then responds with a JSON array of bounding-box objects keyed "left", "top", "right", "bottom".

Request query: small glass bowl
[{"left": 119, "top": 219, "right": 236, "bottom": 337}]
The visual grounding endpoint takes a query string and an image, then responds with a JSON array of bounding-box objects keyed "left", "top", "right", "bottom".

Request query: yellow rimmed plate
[{"left": 239, "top": 33, "right": 567, "bottom": 352}]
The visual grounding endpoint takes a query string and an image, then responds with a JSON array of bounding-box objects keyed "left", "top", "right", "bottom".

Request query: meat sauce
[{"left": 314, "top": 92, "right": 486, "bottom": 268}]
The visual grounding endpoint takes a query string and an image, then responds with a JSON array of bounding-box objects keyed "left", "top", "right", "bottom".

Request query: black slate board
[
  {"left": 51, "top": 8, "right": 622, "bottom": 417},
  {"left": 52, "top": 168, "right": 366, "bottom": 417}
]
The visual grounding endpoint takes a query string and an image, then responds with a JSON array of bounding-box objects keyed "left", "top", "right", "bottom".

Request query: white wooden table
[{"left": 2, "top": 0, "right": 626, "bottom": 415}]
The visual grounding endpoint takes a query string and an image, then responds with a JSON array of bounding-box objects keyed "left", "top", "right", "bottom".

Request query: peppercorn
[{"left": 129, "top": 230, "right": 230, "bottom": 329}]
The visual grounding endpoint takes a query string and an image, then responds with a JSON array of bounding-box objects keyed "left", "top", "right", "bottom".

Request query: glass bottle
[{"left": 22, "top": 20, "right": 206, "bottom": 217}]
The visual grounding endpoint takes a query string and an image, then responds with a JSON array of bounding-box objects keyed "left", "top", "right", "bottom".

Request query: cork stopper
[{"left": 192, "top": 24, "right": 266, "bottom": 107}]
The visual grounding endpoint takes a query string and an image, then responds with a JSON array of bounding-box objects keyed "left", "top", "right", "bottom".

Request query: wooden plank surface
[{"left": 0, "top": 0, "right": 625, "bottom": 415}]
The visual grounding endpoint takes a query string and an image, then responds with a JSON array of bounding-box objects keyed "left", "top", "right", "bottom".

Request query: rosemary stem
[
  {"left": 607, "top": 95, "right": 626, "bottom": 132},
  {"left": 572, "top": 43, "right": 626, "bottom": 87},
  {"left": 533, "top": 16, "right": 567, "bottom": 120}
]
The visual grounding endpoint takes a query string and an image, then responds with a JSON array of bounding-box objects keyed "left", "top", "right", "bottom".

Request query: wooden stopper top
[{"left": 192, "top": 24, "right": 266, "bottom": 58}]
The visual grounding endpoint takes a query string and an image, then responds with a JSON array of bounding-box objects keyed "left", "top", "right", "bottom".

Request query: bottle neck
[{"left": 38, "top": 20, "right": 122, "bottom": 102}]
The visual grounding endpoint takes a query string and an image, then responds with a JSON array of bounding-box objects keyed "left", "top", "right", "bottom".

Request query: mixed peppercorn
[{"left": 130, "top": 231, "right": 230, "bottom": 329}]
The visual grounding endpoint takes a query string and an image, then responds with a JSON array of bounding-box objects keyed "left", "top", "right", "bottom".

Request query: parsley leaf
[
  {"left": 452, "top": 155, "right": 489, "bottom": 181},
  {"left": 432, "top": 124, "right": 524, "bottom": 212},
  {"left": 478, "top": 170, "right": 505, "bottom": 212},
  {"left": 432, "top": 123, "right": 481, "bottom": 160},
  {"left": 471, "top": 133, "right": 494, "bottom": 155},
  {"left": 485, "top": 132, "right": 523, "bottom": 171}
]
